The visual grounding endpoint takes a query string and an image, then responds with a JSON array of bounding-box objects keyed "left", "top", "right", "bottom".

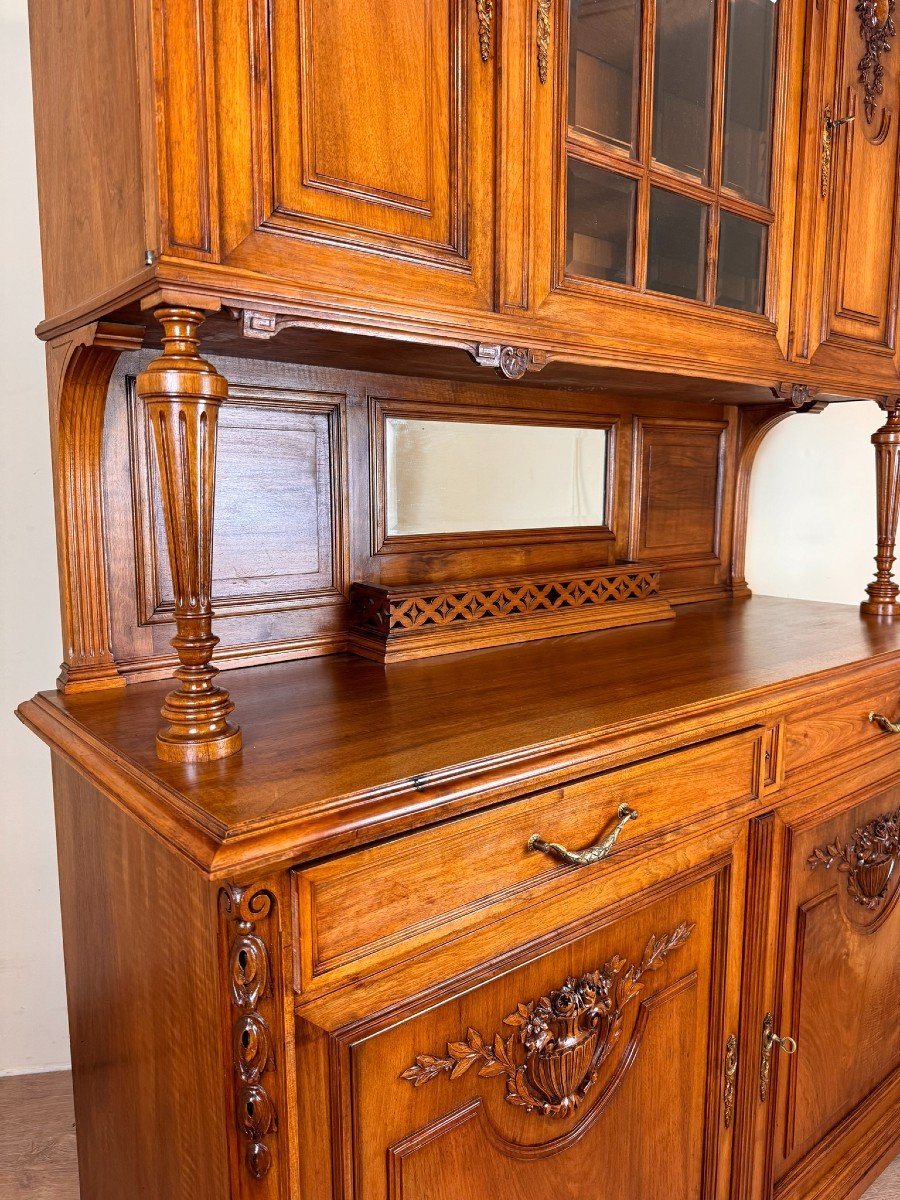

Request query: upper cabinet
[
  {"left": 209, "top": 0, "right": 498, "bottom": 315},
  {"left": 521, "top": 0, "right": 801, "bottom": 377},
  {"left": 27, "top": 0, "right": 900, "bottom": 397},
  {"left": 790, "top": 0, "right": 900, "bottom": 389}
]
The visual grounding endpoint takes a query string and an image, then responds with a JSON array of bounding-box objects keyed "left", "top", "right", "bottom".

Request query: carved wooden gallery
[{"left": 18, "top": 0, "right": 900, "bottom": 1197}]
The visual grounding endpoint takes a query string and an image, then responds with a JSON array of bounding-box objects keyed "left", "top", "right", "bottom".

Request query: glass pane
[
  {"left": 566, "top": 159, "right": 637, "bottom": 284},
  {"left": 385, "top": 420, "right": 610, "bottom": 535},
  {"left": 647, "top": 187, "right": 708, "bottom": 299},
  {"left": 568, "top": 0, "right": 641, "bottom": 154},
  {"left": 716, "top": 211, "right": 767, "bottom": 312},
  {"left": 722, "top": 0, "right": 778, "bottom": 204},
  {"left": 652, "top": 0, "right": 715, "bottom": 180}
]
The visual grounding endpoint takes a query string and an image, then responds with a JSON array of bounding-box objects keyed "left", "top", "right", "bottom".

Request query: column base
[
  {"left": 860, "top": 599, "right": 900, "bottom": 619},
  {"left": 156, "top": 723, "right": 243, "bottom": 763}
]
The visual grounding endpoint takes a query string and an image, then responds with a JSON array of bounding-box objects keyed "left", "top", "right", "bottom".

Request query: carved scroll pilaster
[
  {"left": 402, "top": 922, "right": 693, "bottom": 1118},
  {"left": 48, "top": 322, "right": 145, "bottom": 692},
  {"left": 222, "top": 886, "right": 278, "bottom": 1181},
  {"left": 862, "top": 404, "right": 900, "bottom": 617},
  {"left": 808, "top": 807, "right": 900, "bottom": 907},
  {"left": 136, "top": 308, "right": 241, "bottom": 761}
]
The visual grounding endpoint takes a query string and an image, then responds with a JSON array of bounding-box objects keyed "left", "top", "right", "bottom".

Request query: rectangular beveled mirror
[{"left": 384, "top": 416, "right": 612, "bottom": 537}]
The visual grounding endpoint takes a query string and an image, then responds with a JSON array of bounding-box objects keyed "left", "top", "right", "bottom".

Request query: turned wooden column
[
  {"left": 136, "top": 308, "right": 242, "bottom": 761},
  {"left": 862, "top": 404, "right": 900, "bottom": 618}
]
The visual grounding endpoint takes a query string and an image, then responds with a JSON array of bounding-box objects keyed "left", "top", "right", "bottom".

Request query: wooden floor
[{"left": 0, "top": 1070, "right": 896, "bottom": 1198}]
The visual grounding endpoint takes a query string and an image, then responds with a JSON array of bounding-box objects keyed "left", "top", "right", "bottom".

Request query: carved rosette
[
  {"left": 808, "top": 807, "right": 900, "bottom": 908},
  {"left": 856, "top": 0, "right": 896, "bottom": 123},
  {"left": 222, "top": 886, "right": 278, "bottom": 1180},
  {"left": 402, "top": 922, "right": 693, "bottom": 1118}
]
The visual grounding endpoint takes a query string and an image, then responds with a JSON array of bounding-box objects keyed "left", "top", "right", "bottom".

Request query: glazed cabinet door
[
  {"left": 213, "top": 0, "right": 496, "bottom": 317},
  {"left": 518, "top": 0, "right": 800, "bottom": 378},
  {"left": 790, "top": 0, "right": 900, "bottom": 390},
  {"left": 295, "top": 829, "right": 748, "bottom": 1199},
  {"left": 767, "top": 787, "right": 900, "bottom": 1200}
]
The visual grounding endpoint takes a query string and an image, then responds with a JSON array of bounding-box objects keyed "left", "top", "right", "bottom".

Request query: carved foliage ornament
[
  {"left": 808, "top": 807, "right": 900, "bottom": 908},
  {"left": 475, "top": 0, "right": 493, "bottom": 62},
  {"left": 856, "top": 0, "right": 896, "bottom": 123},
  {"left": 537, "top": 0, "right": 552, "bottom": 84},
  {"left": 402, "top": 922, "right": 693, "bottom": 1118},
  {"left": 222, "top": 886, "right": 278, "bottom": 1180}
]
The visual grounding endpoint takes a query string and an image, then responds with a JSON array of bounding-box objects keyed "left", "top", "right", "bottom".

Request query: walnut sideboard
[{"left": 17, "top": 598, "right": 900, "bottom": 1200}]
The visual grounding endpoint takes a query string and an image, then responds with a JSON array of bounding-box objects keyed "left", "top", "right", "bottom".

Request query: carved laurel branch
[
  {"left": 401, "top": 922, "right": 694, "bottom": 1118},
  {"left": 222, "top": 885, "right": 278, "bottom": 1180},
  {"left": 856, "top": 0, "right": 896, "bottom": 123},
  {"left": 808, "top": 807, "right": 900, "bottom": 908},
  {"left": 475, "top": 0, "right": 493, "bottom": 62}
]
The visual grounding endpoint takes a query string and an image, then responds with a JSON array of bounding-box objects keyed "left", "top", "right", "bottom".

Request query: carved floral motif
[
  {"left": 537, "top": 0, "right": 552, "bottom": 84},
  {"left": 475, "top": 0, "right": 493, "bottom": 62},
  {"left": 222, "top": 886, "right": 278, "bottom": 1180},
  {"left": 723, "top": 1034, "right": 738, "bottom": 1128},
  {"left": 856, "top": 0, "right": 896, "bottom": 123},
  {"left": 808, "top": 807, "right": 900, "bottom": 908},
  {"left": 402, "top": 922, "right": 693, "bottom": 1118}
]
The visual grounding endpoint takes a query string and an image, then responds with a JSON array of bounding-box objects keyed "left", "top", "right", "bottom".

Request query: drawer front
[
  {"left": 293, "top": 727, "right": 765, "bottom": 992},
  {"left": 784, "top": 675, "right": 900, "bottom": 786}
]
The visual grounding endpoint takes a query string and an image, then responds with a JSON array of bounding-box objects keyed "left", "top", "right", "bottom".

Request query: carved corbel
[
  {"left": 136, "top": 308, "right": 242, "bottom": 761},
  {"left": 862, "top": 399, "right": 900, "bottom": 617},
  {"left": 729, "top": 403, "right": 797, "bottom": 598},
  {"left": 471, "top": 343, "right": 549, "bottom": 380},
  {"left": 771, "top": 382, "right": 829, "bottom": 414},
  {"left": 47, "top": 321, "right": 146, "bottom": 691}
]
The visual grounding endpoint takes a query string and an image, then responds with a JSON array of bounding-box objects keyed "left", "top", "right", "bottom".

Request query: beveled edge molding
[
  {"left": 348, "top": 567, "right": 675, "bottom": 663},
  {"left": 401, "top": 922, "right": 693, "bottom": 1118},
  {"left": 807, "top": 806, "right": 900, "bottom": 908},
  {"left": 221, "top": 885, "right": 278, "bottom": 1181}
]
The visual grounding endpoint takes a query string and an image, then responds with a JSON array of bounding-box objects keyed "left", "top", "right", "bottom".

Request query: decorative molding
[
  {"left": 862, "top": 407, "right": 900, "bottom": 616},
  {"left": 471, "top": 343, "right": 549, "bottom": 379},
  {"left": 349, "top": 567, "right": 675, "bottom": 662},
  {"left": 808, "top": 807, "right": 900, "bottom": 908},
  {"left": 856, "top": 0, "right": 896, "bottom": 123},
  {"left": 723, "top": 1034, "right": 738, "bottom": 1128},
  {"left": 222, "top": 886, "right": 278, "bottom": 1181},
  {"left": 536, "top": 0, "right": 552, "bottom": 84},
  {"left": 475, "top": 0, "right": 493, "bottom": 61},
  {"left": 401, "top": 922, "right": 693, "bottom": 1118}
]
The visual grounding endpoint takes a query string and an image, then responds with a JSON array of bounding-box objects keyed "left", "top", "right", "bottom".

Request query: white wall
[
  {"left": 0, "top": 0, "right": 885, "bottom": 1076},
  {"left": 745, "top": 402, "right": 882, "bottom": 605},
  {"left": 0, "top": 0, "right": 71, "bottom": 1074}
]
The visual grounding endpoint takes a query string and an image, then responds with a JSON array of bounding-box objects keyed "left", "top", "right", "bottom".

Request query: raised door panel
[
  {"left": 296, "top": 840, "right": 747, "bottom": 1200},
  {"left": 772, "top": 788, "right": 900, "bottom": 1191},
  {"left": 823, "top": 0, "right": 900, "bottom": 350},
  {"left": 215, "top": 0, "right": 496, "bottom": 314}
]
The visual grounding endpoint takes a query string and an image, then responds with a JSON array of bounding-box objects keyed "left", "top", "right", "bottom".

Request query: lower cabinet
[
  {"left": 296, "top": 825, "right": 748, "bottom": 1200},
  {"left": 769, "top": 784, "right": 900, "bottom": 1200}
]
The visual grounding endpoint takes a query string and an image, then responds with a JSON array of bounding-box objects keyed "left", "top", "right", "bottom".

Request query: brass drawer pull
[
  {"left": 760, "top": 1012, "right": 797, "bottom": 1101},
  {"left": 528, "top": 803, "right": 638, "bottom": 865},
  {"left": 870, "top": 711, "right": 900, "bottom": 733}
]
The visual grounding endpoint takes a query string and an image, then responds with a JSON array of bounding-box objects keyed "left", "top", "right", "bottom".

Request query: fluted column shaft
[{"left": 862, "top": 405, "right": 900, "bottom": 618}]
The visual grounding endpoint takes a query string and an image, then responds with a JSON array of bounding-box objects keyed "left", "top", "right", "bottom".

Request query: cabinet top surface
[{"left": 19, "top": 597, "right": 900, "bottom": 871}]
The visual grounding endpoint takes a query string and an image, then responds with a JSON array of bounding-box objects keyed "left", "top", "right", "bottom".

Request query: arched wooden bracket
[
  {"left": 136, "top": 308, "right": 242, "bottom": 762},
  {"left": 771, "top": 382, "right": 829, "bottom": 414},
  {"left": 48, "top": 321, "right": 146, "bottom": 693},
  {"left": 471, "top": 344, "right": 549, "bottom": 380},
  {"left": 401, "top": 922, "right": 693, "bottom": 1118},
  {"left": 862, "top": 401, "right": 900, "bottom": 618}
]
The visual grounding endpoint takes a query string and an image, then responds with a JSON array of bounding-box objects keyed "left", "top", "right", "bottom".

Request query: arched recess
[
  {"left": 729, "top": 404, "right": 798, "bottom": 598},
  {"left": 46, "top": 321, "right": 145, "bottom": 691}
]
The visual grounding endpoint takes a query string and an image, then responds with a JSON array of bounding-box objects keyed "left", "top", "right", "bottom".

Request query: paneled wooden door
[
  {"left": 295, "top": 831, "right": 748, "bottom": 1199},
  {"left": 215, "top": 0, "right": 497, "bottom": 316},
  {"left": 791, "top": 0, "right": 900, "bottom": 384},
  {"left": 770, "top": 786, "right": 900, "bottom": 1198}
]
